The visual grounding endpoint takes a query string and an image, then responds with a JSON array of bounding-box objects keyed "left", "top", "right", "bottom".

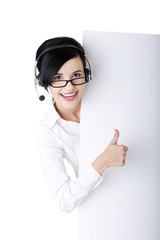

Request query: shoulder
[
  {"left": 35, "top": 112, "right": 59, "bottom": 148},
  {"left": 35, "top": 100, "right": 61, "bottom": 133},
  {"left": 35, "top": 112, "right": 51, "bottom": 131}
]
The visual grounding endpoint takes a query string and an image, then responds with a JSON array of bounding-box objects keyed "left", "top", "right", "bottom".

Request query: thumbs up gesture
[
  {"left": 92, "top": 129, "right": 129, "bottom": 175},
  {"left": 103, "top": 129, "right": 129, "bottom": 168}
]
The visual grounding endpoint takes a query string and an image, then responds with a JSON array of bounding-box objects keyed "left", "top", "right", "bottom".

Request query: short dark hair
[{"left": 35, "top": 37, "right": 87, "bottom": 90}]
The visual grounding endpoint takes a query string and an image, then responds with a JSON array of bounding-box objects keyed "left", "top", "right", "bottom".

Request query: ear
[
  {"left": 47, "top": 86, "right": 55, "bottom": 103},
  {"left": 47, "top": 86, "right": 52, "bottom": 95}
]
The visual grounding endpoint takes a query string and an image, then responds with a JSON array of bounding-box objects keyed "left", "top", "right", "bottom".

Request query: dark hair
[{"left": 35, "top": 37, "right": 87, "bottom": 90}]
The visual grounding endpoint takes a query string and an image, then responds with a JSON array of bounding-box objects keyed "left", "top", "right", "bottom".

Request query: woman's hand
[
  {"left": 101, "top": 129, "right": 128, "bottom": 168},
  {"left": 92, "top": 129, "right": 129, "bottom": 175}
]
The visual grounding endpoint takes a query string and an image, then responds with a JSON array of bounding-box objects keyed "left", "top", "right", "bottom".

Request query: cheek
[
  {"left": 48, "top": 87, "right": 60, "bottom": 97},
  {"left": 79, "top": 85, "right": 86, "bottom": 95}
]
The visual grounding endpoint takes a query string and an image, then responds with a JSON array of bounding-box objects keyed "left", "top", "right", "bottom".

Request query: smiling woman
[
  {"left": 48, "top": 55, "right": 86, "bottom": 122},
  {"left": 34, "top": 37, "right": 128, "bottom": 213}
]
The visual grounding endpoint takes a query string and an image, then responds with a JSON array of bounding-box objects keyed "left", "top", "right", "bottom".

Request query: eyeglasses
[{"left": 49, "top": 77, "right": 87, "bottom": 88}]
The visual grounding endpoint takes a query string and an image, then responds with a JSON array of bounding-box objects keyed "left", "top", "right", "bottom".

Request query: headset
[{"left": 34, "top": 44, "right": 92, "bottom": 101}]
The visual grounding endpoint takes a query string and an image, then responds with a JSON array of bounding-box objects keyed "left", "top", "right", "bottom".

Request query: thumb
[{"left": 109, "top": 129, "right": 120, "bottom": 145}]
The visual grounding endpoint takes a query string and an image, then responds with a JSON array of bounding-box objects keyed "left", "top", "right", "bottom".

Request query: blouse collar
[{"left": 46, "top": 99, "right": 61, "bottom": 128}]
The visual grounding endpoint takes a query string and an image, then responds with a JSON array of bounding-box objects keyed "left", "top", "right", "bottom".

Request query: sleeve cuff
[{"left": 78, "top": 164, "right": 104, "bottom": 192}]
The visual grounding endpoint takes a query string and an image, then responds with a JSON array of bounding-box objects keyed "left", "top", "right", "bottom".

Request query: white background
[{"left": 0, "top": 1, "right": 160, "bottom": 240}]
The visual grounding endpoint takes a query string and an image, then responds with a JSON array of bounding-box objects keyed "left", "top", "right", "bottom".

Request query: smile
[{"left": 60, "top": 91, "right": 78, "bottom": 101}]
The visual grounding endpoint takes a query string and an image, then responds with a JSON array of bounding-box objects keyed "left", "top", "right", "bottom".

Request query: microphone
[
  {"left": 39, "top": 95, "right": 45, "bottom": 101},
  {"left": 34, "top": 76, "right": 45, "bottom": 101}
]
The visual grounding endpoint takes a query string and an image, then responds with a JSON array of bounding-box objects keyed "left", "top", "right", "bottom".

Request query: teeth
[{"left": 61, "top": 92, "right": 77, "bottom": 97}]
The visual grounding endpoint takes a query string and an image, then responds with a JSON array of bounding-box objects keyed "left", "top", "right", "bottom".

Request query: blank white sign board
[{"left": 78, "top": 31, "right": 160, "bottom": 240}]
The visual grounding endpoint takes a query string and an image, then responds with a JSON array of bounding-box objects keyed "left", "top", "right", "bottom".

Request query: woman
[{"left": 35, "top": 37, "right": 129, "bottom": 213}]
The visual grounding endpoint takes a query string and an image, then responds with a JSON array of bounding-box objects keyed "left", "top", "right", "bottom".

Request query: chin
[
  {"left": 62, "top": 99, "right": 81, "bottom": 108},
  {"left": 63, "top": 102, "right": 79, "bottom": 109}
]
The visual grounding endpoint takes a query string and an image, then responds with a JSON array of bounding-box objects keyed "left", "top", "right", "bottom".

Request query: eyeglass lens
[{"left": 51, "top": 77, "right": 86, "bottom": 87}]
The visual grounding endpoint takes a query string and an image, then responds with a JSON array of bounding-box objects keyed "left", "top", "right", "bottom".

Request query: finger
[
  {"left": 125, "top": 146, "right": 129, "bottom": 151},
  {"left": 122, "top": 151, "right": 127, "bottom": 156},
  {"left": 109, "top": 129, "right": 120, "bottom": 145},
  {"left": 118, "top": 145, "right": 129, "bottom": 151}
]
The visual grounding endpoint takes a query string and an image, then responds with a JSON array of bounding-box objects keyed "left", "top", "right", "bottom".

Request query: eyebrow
[{"left": 56, "top": 70, "right": 83, "bottom": 75}]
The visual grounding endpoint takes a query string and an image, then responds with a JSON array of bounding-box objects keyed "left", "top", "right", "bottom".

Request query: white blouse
[{"left": 35, "top": 100, "right": 104, "bottom": 213}]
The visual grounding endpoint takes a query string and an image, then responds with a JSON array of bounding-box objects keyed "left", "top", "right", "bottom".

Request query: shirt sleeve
[{"left": 35, "top": 125, "right": 104, "bottom": 213}]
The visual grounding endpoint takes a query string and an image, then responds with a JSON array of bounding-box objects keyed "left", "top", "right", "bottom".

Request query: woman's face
[{"left": 48, "top": 55, "right": 86, "bottom": 110}]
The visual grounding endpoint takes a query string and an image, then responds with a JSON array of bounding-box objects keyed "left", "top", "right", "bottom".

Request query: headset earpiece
[
  {"left": 84, "top": 68, "right": 90, "bottom": 82},
  {"left": 37, "top": 74, "right": 43, "bottom": 87}
]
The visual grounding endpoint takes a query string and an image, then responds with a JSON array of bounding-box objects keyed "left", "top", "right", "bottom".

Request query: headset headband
[
  {"left": 35, "top": 44, "right": 92, "bottom": 79},
  {"left": 36, "top": 44, "right": 85, "bottom": 62}
]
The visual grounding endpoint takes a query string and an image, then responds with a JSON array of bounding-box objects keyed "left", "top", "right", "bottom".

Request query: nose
[{"left": 64, "top": 80, "right": 75, "bottom": 90}]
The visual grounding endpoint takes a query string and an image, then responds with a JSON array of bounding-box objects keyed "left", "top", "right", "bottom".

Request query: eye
[
  {"left": 73, "top": 73, "right": 81, "bottom": 78},
  {"left": 54, "top": 75, "right": 62, "bottom": 80}
]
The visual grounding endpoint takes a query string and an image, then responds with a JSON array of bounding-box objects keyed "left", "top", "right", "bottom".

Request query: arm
[{"left": 35, "top": 126, "right": 104, "bottom": 214}]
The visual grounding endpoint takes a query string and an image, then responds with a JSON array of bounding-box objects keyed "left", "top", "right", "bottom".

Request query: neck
[{"left": 54, "top": 101, "right": 81, "bottom": 123}]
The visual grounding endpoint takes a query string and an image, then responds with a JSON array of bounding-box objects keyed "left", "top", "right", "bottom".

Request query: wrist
[{"left": 92, "top": 154, "right": 109, "bottom": 175}]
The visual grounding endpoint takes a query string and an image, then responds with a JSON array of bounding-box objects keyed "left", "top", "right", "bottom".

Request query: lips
[
  {"left": 60, "top": 91, "right": 78, "bottom": 101},
  {"left": 61, "top": 91, "right": 77, "bottom": 97}
]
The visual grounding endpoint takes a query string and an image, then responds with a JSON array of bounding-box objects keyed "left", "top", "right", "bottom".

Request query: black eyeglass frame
[{"left": 49, "top": 77, "right": 88, "bottom": 88}]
